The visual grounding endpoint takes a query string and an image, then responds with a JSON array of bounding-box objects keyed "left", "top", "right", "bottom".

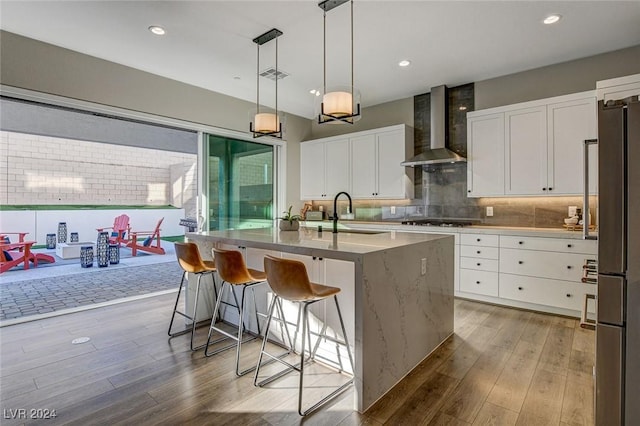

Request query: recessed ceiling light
[
  {"left": 148, "top": 26, "right": 166, "bottom": 35},
  {"left": 398, "top": 60, "right": 411, "bottom": 67},
  {"left": 543, "top": 14, "right": 562, "bottom": 25},
  {"left": 310, "top": 89, "right": 320, "bottom": 96}
]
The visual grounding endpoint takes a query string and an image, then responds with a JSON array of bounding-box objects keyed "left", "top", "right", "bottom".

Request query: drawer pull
[
  {"left": 477, "top": 263, "right": 481, "bottom": 266},
  {"left": 567, "top": 265, "right": 572, "bottom": 269},
  {"left": 567, "top": 244, "right": 573, "bottom": 248},
  {"left": 476, "top": 281, "right": 480, "bottom": 284},
  {"left": 518, "top": 261, "right": 523, "bottom": 265},
  {"left": 476, "top": 250, "right": 481, "bottom": 254},
  {"left": 566, "top": 294, "right": 572, "bottom": 298},
  {"left": 476, "top": 238, "right": 481, "bottom": 242},
  {"left": 518, "top": 241, "right": 523, "bottom": 245},
  {"left": 518, "top": 286, "right": 523, "bottom": 290}
]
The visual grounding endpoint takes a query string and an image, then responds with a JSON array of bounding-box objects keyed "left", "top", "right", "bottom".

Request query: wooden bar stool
[
  {"left": 168, "top": 242, "right": 217, "bottom": 351},
  {"left": 254, "top": 255, "right": 355, "bottom": 416},
  {"left": 205, "top": 248, "right": 267, "bottom": 376}
]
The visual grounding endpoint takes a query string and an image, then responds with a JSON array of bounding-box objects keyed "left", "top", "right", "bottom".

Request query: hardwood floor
[{"left": 0, "top": 295, "right": 595, "bottom": 425}]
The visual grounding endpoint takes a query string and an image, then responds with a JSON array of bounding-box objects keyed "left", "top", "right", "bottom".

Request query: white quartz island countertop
[
  {"left": 187, "top": 227, "right": 455, "bottom": 413},
  {"left": 187, "top": 226, "right": 452, "bottom": 261}
]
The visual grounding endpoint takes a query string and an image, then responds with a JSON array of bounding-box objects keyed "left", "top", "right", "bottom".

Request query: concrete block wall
[{"left": 0, "top": 131, "right": 197, "bottom": 213}]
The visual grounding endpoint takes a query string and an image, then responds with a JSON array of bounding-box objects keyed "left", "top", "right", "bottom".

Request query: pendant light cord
[
  {"left": 351, "top": 0, "right": 354, "bottom": 103},
  {"left": 323, "top": 9, "right": 327, "bottom": 96},
  {"left": 275, "top": 37, "right": 278, "bottom": 128},
  {"left": 256, "top": 43, "right": 260, "bottom": 114}
]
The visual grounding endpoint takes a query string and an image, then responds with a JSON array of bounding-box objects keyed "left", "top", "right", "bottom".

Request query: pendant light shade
[
  {"left": 253, "top": 112, "right": 281, "bottom": 134},
  {"left": 318, "top": 0, "right": 361, "bottom": 124},
  {"left": 250, "top": 28, "right": 283, "bottom": 138}
]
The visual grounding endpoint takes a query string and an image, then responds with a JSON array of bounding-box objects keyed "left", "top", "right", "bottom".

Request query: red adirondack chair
[
  {"left": 126, "top": 218, "right": 165, "bottom": 256},
  {"left": 97, "top": 214, "right": 130, "bottom": 245},
  {"left": 0, "top": 232, "right": 55, "bottom": 273}
]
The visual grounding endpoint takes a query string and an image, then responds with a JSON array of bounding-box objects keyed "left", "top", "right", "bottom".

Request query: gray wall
[
  {"left": 475, "top": 44, "right": 640, "bottom": 110},
  {"left": 0, "top": 30, "right": 311, "bottom": 207},
  {"left": 308, "top": 97, "right": 413, "bottom": 140}
]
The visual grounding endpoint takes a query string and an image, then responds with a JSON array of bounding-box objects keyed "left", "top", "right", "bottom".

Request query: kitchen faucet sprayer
[{"left": 332, "top": 192, "right": 353, "bottom": 234}]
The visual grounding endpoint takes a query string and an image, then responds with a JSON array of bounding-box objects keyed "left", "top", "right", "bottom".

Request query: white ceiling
[{"left": 1, "top": 1, "right": 639, "bottom": 119}]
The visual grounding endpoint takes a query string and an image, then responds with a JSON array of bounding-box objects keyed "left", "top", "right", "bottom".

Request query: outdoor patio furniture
[
  {"left": 1, "top": 241, "right": 35, "bottom": 273},
  {"left": 0, "top": 232, "right": 56, "bottom": 273},
  {"left": 97, "top": 214, "right": 130, "bottom": 246},
  {"left": 126, "top": 217, "right": 166, "bottom": 256}
]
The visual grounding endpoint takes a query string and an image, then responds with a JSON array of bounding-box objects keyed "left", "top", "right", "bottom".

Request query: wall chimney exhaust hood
[{"left": 401, "top": 85, "right": 466, "bottom": 167}]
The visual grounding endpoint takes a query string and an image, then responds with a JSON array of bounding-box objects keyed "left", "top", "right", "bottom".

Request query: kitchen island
[{"left": 187, "top": 227, "right": 454, "bottom": 412}]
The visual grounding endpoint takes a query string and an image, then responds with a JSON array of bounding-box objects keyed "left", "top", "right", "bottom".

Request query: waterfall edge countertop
[
  {"left": 186, "top": 226, "right": 451, "bottom": 261},
  {"left": 186, "top": 227, "right": 454, "bottom": 413}
]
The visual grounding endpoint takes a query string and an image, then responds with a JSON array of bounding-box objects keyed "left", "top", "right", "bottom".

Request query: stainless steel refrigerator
[{"left": 596, "top": 96, "right": 640, "bottom": 425}]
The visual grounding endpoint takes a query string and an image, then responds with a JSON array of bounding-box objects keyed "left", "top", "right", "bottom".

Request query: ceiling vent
[{"left": 259, "top": 67, "right": 289, "bottom": 81}]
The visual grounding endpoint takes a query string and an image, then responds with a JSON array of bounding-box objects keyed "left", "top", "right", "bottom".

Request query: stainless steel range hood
[{"left": 401, "top": 85, "right": 466, "bottom": 167}]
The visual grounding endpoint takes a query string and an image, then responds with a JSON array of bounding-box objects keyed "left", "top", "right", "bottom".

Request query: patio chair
[
  {"left": 126, "top": 217, "right": 165, "bottom": 256},
  {"left": 0, "top": 232, "right": 55, "bottom": 272},
  {"left": 97, "top": 214, "right": 130, "bottom": 245},
  {"left": 1, "top": 240, "right": 36, "bottom": 273}
]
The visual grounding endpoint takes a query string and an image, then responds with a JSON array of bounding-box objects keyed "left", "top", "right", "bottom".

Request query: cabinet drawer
[
  {"left": 460, "top": 233, "right": 499, "bottom": 247},
  {"left": 460, "top": 269, "right": 499, "bottom": 297},
  {"left": 499, "top": 273, "right": 595, "bottom": 312},
  {"left": 500, "top": 235, "right": 597, "bottom": 255},
  {"left": 500, "top": 248, "right": 589, "bottom": 282},
  {"left": 460, "top": 245, "right": 499, "bottom": 259},
  {"left": 461, "top": 257, "right": 498, "bottom": 272}
]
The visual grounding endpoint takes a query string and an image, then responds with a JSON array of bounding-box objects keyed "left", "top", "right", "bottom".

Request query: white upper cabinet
[
  {"left": 300, "top": 138, "right": 349, "bottom": 200},
  {"left": 466, "top": 112, "right": 505, "bottom": 197},
  {"left": 596, "top": 73, "right": 640, "bottom": 102},
  {"left": 467, "top": 90, "right": 597, "bottom": 197},
  {"left": 547, "top": 96, "right": 597, "bottom": 194},
  {"left": 300, "top": 124, "right": 413, "bottom": 200},
  {"left": 350, "top": 134, "right": 377, "bottom": 198},
  {"left": 505, "top": 106, "right": 548, "bottom": 195}
]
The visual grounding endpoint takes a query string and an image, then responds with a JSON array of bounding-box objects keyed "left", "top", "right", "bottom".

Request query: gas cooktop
[{"left": 400, "top": 219, "right": 477, "bottom": 227}]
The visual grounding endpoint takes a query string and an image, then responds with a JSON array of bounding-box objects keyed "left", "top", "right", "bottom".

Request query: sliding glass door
[{"left": 207, "top": 135, "right": 275, "bottom": 231}]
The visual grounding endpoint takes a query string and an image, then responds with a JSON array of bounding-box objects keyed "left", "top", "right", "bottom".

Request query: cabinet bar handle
[{"left": 567, "top": 244, "right": 573, "bottom": 248}]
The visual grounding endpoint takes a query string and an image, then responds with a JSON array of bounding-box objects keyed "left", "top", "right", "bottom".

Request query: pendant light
[
  {"left": 318, "top": 0, "right": 361, "bottom": 124},
  {"left": 250, "top": 28, "right": 283, "bottom": 138}
]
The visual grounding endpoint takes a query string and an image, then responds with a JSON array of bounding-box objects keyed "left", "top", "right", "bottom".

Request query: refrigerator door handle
[{"left": 584, "top": 138, "right": 598, "bottom": 240}]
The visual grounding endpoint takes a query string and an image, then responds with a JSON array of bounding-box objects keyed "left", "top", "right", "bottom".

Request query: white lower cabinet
[
  {"left": 458, "top": 233, "right": 499, "bottom": 297},
  {"left": 460, "top": 269, "right": 498, "bottom": 297},
  {"left": 454, "top": 231, "right": 597, "bottom": 317},
  {"left": 499, "top": 274, "right": 590, "bottom": 312}
]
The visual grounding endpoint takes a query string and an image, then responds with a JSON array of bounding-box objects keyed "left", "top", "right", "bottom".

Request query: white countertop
[
  {"left": 187, "top": 227, "right": 452, "bottom": 262},
  {"left": 303, "top": 220, "right": 595, "bottom": 240}
]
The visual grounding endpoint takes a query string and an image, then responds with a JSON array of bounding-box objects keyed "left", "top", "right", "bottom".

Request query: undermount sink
[
  {"left": 336, "top": 229, "right": 386, "bottom": 235},
  {"left": 303, "top": 227, "right": 387, "bottom": 235}
]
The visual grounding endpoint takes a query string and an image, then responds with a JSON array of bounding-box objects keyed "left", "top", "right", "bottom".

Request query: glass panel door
[{"left": 207, "top": 135, "right": 274, "bottom": 231}]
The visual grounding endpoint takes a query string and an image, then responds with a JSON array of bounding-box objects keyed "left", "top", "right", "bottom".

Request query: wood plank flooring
[{"left": 0, "top": 295, "right": 595, "bottom": 425}]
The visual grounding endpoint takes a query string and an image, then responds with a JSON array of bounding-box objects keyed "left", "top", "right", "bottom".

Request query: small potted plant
[{"left": 279, "top": 205, "right": 302, "bottom": 231}]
